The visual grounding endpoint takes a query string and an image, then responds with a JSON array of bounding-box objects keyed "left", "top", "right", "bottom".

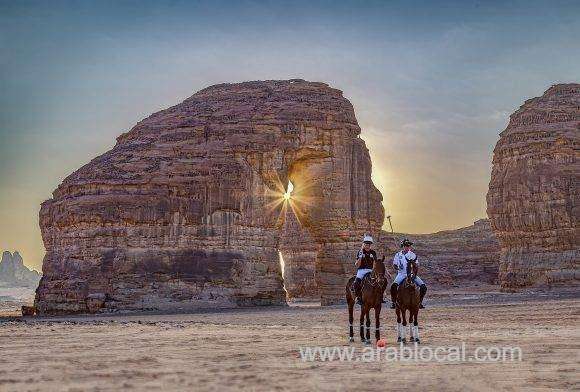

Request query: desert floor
[{"left": 1, "top": 291, "right": 579, "bottom": 392}]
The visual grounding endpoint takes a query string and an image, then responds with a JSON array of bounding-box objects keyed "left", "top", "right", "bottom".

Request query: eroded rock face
[
  {"left": 35, "top": 80, "right": 384, "bottom": 314},
  {"left": 487, "top": 83, "right": 580, "bottom": 288},
  {"left": 278, "top": 203, "right": 319, "bottom": 301}
]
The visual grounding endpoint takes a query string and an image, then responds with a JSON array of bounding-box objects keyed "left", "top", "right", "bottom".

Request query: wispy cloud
[{"left": 1, "top": 0, "right": 579, "bottom": 267}]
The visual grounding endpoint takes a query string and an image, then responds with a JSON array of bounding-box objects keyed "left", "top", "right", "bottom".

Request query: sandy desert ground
[{"left": 0, "top": 291, "right": 579, "bottom": 392}]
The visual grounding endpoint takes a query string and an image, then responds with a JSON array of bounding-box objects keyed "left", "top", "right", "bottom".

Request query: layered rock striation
[
  {"left": 36, "top": 80, "right": 384, "bottom": 314},
  {"left": 487, "top": 83, "right": 579, "bottom": 288}
]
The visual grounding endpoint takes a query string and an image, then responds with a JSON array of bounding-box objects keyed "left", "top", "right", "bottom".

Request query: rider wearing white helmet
[
  {"left": 390, "top": 238, "right": 427, "bottom": 309},
  {"left": 351, "top": 234, "right": 377, "bottom": 305}
]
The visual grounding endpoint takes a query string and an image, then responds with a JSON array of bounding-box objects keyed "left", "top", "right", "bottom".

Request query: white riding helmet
[{"left": 362, "top": 234, "right": 374, "bottom": 244}]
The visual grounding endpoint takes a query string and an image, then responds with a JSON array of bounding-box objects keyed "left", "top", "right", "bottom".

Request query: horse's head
[
  {"left": 404, "top": 255, "right": 418, "bottom": 286},
  {"left": 372, "top": 255, "right": 387, "bottom": 285}
]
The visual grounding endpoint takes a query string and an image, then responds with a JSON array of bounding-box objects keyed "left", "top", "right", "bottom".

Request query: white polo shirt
[{"left": 393, "top": 250, "right": 417, "bottom": 274}]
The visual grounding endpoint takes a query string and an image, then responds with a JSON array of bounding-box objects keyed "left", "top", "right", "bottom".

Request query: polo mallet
[{"left": 386, "top": 215, "right": 399, "bottom": 248}]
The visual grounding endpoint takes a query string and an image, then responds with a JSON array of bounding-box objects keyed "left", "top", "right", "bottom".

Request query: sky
[{"left": 1, "top": 0, "right": 579, "bottom": 271}]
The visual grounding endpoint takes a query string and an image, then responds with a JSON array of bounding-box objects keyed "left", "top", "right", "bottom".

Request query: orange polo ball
[{"left": 377, "top": 339, "right": 386, "bottom": 348}]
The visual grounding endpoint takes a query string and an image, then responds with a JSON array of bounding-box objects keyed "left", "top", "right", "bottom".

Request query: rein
[{"left": 363, "top": 269, "right": 386, "bottom": 290}]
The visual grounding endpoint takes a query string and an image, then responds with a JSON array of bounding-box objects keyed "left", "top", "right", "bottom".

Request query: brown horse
[
  {"left": 395, "top": 257, "right": 421, "bottom": 343},
  {"left": 346, "top": 256, "right": 389, "bottom": 344}
]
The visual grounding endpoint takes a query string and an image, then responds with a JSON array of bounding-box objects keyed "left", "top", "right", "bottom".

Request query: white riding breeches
[
  {"left": 393, "top": 272, "right": 425, "bottom": 286},
  {"left": 356, "top": 269, "right": 372, "bottom": 279}
]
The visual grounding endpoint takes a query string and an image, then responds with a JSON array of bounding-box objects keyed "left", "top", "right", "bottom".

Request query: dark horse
[
  {"left": 345, "top": 256, "right": 389, "bottom": 344},
  {"left": 395, "top": 256, "right": 421, "bottom": 343}
]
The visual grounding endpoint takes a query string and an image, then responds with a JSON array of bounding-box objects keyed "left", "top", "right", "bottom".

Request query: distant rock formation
[
  {"left": 279, "top": 219, "right": 499, "bottom": 301},
  {"left": 0, "top": 251, "right": 41, "bottom": 288},
  {"left": 487, "top": 83, "right": 579, "bottom": 289},
  {"left": 35, "top": 80, "right": 384, "bottom": 314},
  {"left": 385, "top": 219, "right": 500, "bottom": 288}
]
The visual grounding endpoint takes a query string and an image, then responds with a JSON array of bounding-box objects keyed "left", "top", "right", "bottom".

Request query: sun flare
[{"left": 283, "top": 181, "right": 294, "bottom": 200}]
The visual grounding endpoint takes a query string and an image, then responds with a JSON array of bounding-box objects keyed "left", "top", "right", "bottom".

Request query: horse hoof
[
  {"left": 415, "top": 339, "right": 420, "bottom": 344},
  {"left": 401, "top": 338, "right": 407, "bottom": 344},
  {"left": 363, "top": 340, "right": 371, "bottom": 346},
  {"left": 397, "top": 337, "right": 402, "bottom": 343},
  {"left": 348, "top": 337, "right": 354, "bottom": 343},
  {"left": 409, "top": 337, "right": 415, "bottom": 342}
]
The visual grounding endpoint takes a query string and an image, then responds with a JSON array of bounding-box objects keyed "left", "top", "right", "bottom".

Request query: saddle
[{"left": 401, "top": 276, "right": 419, "bottom": 288}]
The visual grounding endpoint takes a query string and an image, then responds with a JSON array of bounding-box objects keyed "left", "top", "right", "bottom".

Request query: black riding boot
[
  {"left": 419, "top": 284, "right": 427, "bottom": 309},
  {"left": 390, "top": 283, "right": 398, "bottom": 309}
]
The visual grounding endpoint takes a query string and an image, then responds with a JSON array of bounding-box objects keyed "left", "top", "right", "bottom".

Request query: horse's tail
[
  {"left": 346, "top": 276, "right": 355, "bottom": 292},
  {"left": 345, "top": 276, "right": 356, "bottom": 303}
]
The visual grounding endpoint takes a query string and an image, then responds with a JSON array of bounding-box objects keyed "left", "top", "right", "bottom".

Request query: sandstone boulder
[
  {"left": 487, "top": 83, "right": 579, "bottom": 288},
  {"left": 35, "top": 80, "right": 384, "bottom": 314}
]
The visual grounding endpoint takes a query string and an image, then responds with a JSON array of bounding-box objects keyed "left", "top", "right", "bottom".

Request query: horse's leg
[
  {"left": 348, "top": 297, "right": 355, "bottom": 342},
  {"left": 413, "top": 308, "right": 420, "bottom": 344},
  {"left": 401, "top": 308, "right": 407, "bottom": 344},
  {"left": 359, "top": 304, "right": 366, "bottom": 342},
  {"left": 365, "top": 308, "right": 371, "bottom": 342},
  {"left": 396, "top": 308, "right": 402, "bottom": 343},
  {"left": 396, "top": 308, "right": 402, "bottom": 342},
  {"left": 374, "top": 305, "right": 381, "bottom": 341},
  {"left": 408, "top": 310, "right": 415, "bottom": 342},
  {"left": 346, "top": 280, "right": 355, "bottom": 342}
]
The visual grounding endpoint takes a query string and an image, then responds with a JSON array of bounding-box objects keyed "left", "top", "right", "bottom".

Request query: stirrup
[
  {"left": 419, "top": 303, "right": 425, "bottom": 309},
  {"left": 390, "top": 301, "right": 396, "bottom": 309}
]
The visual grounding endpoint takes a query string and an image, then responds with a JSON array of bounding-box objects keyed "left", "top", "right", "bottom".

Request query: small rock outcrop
[
  {"left": 35, "top": 80, "right": 384, "bottom": 314},
  {"left": 0, "top": 251, "right": 41, "bottom": 288},
  {"left": 487, "top": 83, "right": 579, "bottom": 288}
]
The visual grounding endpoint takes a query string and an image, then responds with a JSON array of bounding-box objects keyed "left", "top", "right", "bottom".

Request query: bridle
[
  {"left": 364, "top": 257, "right": 387, "bottom": 290},
  {"left": 404, "top": 256, "right": 418, "bottom": 287}
]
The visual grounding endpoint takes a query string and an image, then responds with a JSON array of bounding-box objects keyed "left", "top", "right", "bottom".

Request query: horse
[
  {"left": 395, "top": 256, "right": 421, "bottom": 343},
  {"left": 345, "top": 255, "right": 389, "bottom": 344}
]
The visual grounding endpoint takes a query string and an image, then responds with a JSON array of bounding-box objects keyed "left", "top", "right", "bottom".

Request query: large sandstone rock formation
[
  {"left": 487, "top": 83, "right": 579, "bottom": 289},
  {"left": 0, "top": 251, "right": 41, "bottom": 288},
  {"left": 36, "top": 80, "right": 384, "bottom": 314}
]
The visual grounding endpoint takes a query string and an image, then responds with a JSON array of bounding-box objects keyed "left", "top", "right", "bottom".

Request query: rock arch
[{"left": 35, "top": 80, "right": 384, "bottom": 314}]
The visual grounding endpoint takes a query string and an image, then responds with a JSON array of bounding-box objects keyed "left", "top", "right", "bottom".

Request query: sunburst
[
  {"left": 283, "top": 181, "right": 294, "bottom": 201},
  {"left": 264, "top": 172, "right": 321, "bottom": 228}
]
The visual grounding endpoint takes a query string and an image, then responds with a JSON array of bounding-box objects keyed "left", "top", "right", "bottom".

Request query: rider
[
  {"left": 352, "top": 234, "right": 377, "bottom": 305},
  {"left": 390, "top": 238, "right": 427, "bottom": 309}
]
